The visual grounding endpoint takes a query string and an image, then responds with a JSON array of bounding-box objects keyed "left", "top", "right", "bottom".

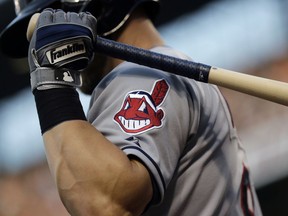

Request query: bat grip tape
[{"left": 94, "top": 37, "right": 211, "bottom": 83}]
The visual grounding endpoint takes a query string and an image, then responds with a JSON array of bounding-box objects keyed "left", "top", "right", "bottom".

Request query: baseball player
[{"left": 0, "top": 0, "right": 263, "bottom": 215}]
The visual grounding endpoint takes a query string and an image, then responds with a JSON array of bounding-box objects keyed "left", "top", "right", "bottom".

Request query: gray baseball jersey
[{"left": 87, "top": 46, "right": 262, "bottom": 216}]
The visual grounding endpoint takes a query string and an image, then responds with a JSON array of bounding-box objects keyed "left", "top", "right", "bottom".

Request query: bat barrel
[{"left": 209, "top": 67, "right": 288, "bottom": 106}]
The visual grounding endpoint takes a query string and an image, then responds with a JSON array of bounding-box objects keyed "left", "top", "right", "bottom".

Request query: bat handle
[{"left": 94, "top": 36, "right": 212, "bottom": 83}]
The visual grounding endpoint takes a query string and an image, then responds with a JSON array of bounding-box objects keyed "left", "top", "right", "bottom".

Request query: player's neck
[{"left": 109, "top": 8, "right": 165, "bottom": 68}]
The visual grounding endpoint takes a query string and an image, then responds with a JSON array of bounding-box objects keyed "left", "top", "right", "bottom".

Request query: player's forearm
[{"left": 43, "top": 120, "right": 152, "bottom": 216}]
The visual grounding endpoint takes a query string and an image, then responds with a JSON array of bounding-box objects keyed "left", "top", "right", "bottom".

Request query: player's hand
[{"left": 28, "top": 8, "right": 97, "bottom": 91}]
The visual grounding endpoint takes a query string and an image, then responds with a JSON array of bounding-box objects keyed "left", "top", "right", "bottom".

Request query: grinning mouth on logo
[{"left": 118, "top": 116, "right": 151, "bottom": 130}]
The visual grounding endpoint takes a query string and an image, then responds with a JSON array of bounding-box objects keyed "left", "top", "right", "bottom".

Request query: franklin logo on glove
[{"left": 47, "top": 41, "right": 86, "bottom": 64}]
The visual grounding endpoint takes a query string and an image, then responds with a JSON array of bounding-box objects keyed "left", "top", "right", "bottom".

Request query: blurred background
[{"left": 0, "top": 0, "right": 288, "bottom": 215}]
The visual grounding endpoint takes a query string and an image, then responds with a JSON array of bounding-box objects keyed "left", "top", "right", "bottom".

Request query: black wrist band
[{"left": 33, "top": 88, "right": 87, "bottom": 134}]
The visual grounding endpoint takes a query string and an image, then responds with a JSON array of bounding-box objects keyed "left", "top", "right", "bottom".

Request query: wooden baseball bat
[{"left": 27, "top": 13, "right": 288, "bottom": 106}]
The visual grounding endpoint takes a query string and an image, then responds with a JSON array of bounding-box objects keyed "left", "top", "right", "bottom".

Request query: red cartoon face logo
[{"left": 114, "top": 79, "right": 169, "bottom": 134}]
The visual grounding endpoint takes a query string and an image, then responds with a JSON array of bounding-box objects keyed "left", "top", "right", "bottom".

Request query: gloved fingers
[
  {"left": 37, "top": 9, "right": 97, "bottom": 27},
  {"left": 36, "top": 9, "right": 97, "bottom": 39},
  {"left": 78, "top": 12, "right": 97, "bottom": 35},
  {"left": 52, "top": 9, "right": 67, "bottom": 23},
  {"left": 66, "top": 11, "right": 97, "bottom": 38},
  {"left": 36, "top": 8, "right": 54, "bottom": 28}
]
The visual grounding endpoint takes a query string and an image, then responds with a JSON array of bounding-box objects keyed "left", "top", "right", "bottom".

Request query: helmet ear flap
[{"left": 94, "top": 0, "right": 160, "bottom": 37}]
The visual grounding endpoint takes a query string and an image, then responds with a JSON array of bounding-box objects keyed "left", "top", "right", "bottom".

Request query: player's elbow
[
  {"left": 57, "top": 182, "right": 133, "bottom": 216},
  {"left": 55, "top": 160, "right": 153, "bottom": 216},
  {"left": 60, "top": 184, "right": 151, "bottom": 216}
]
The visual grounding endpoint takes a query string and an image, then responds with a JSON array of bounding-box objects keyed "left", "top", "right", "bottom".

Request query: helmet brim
[
  {"left": 0, "top": 0, "right": 58, "bottom": 58},
  {"left": 0, "top": 0, "right": 160, "bottom": 58}
]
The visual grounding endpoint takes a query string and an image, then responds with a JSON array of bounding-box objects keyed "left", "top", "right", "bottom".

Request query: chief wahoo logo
[{"left": 114, "top": 79, "right": 169, "bottom": 134}]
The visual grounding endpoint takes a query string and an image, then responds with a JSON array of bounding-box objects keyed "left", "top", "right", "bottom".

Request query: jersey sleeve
[{"left": 87, "top": 63, "right": 193, "bottom": 205}]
